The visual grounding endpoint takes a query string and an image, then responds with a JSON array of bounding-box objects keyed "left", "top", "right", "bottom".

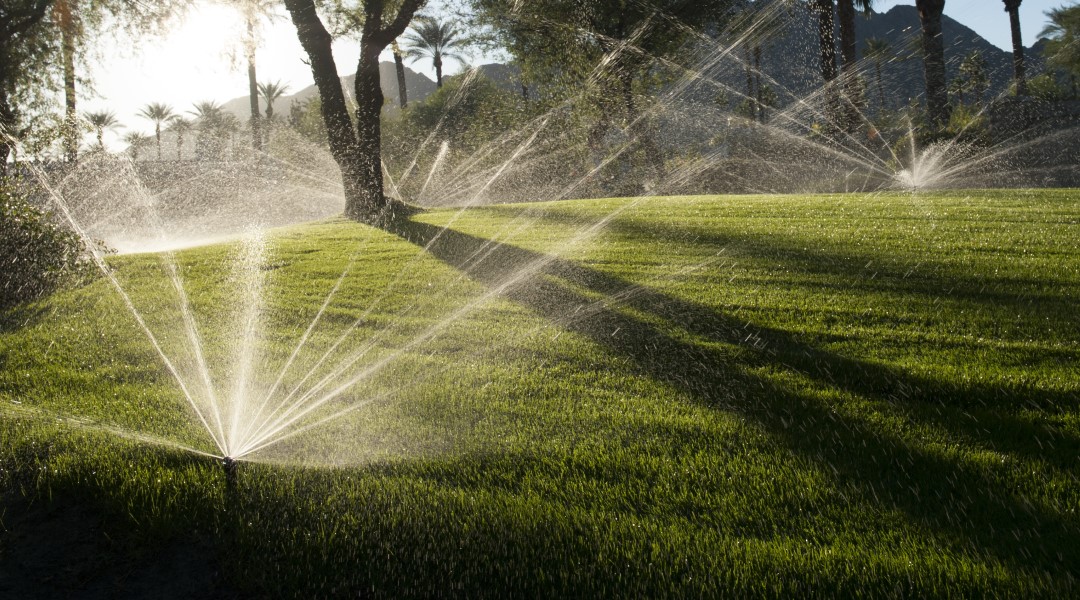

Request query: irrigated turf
[{"left": 2, "top": 190, "right": 1078, "bottom": 597}]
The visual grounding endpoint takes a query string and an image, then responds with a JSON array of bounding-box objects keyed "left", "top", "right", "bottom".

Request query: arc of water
[
  {"left": 224, "top": 229, "right": 268, "bottom": 455},
  {"left": 241, "top": 119, "right": 556, "bottom": 451},
  {"left": 235, "top": 243, "right": 369, "bottom": 448},
  {"left": 14, "top": 158, "right": 227, "bottom": 456}
]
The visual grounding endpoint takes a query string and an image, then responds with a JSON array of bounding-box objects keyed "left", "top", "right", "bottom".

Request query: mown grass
[{"left": 1, "top": 190, "right": 1078, "bottom": 597}]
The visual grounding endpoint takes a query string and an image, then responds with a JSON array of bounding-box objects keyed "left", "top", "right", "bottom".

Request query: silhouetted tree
[
  {"left": 138, "top": 102, "right": 175, "bottom": 160},
  {"left": 84, "top": 109, "right": 120, "bottom": 150},
  {"left": 258, "top": 80, "right": 290, "bottom": 120},
  {"left": 168, "top": 116, "right": 193, "bottom": 160},
  {"left": 401, "top": 16, "right": 468, "bottom": 88},
  {"left": 284, "top": 0, "right": 426, "bottom": 223},
  {"left": 122, "top": 130, "right": 149, "bottom": 160}
]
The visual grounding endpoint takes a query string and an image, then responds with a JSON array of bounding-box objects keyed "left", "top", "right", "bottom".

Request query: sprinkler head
[{"left": 223, "top": 456, "right": 238, "bottom": 489}]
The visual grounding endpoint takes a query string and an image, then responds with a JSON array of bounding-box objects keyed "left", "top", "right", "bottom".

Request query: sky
[{"left": 81, "top": 0, "right": 1068, "bottom": 149}]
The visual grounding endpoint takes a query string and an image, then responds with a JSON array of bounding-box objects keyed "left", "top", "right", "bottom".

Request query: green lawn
[{"left": 2, "top": 190, "right": 1078, "bottom": 597}]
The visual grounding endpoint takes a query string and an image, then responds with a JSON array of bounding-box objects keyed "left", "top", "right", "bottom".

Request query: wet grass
[{"left": 1, "top": 190, "right": 1078, "bottom": 597}]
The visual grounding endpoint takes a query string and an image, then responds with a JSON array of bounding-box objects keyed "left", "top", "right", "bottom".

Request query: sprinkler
[{"left": 223, "top": 456, "right": 239, "bottom": 491}]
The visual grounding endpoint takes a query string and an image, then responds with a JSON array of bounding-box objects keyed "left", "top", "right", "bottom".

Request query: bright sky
[{"left": 83, "top": 0, "right": 1067, "bottom": 148}]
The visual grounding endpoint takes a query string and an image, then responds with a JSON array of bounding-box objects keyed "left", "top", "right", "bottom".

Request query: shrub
[{"left": 0, "top": 182, "right": 88, "bottom": 309}]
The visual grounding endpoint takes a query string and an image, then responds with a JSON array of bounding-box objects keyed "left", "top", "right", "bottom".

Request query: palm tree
[
  {"left": 915, "top": 0, "right": 950, "bottom": 127},
  {"left": 257, "top": 80, "right": 290, "bottom": 120},
  {"left": 168, "top": 116, "right": 193, "bottom": 160},
  {"left": 1040, "top": 4, "right": 1080, "bottom": 98},
  {"left": 122, "top": 131, "right": 150, "bottom": 160},
  {"left": 863, "top": 37, "right": 890, "bottom": 110},
  {"left": 1002, "top": 0, "right": 1027, "bottom": 95},
  {"left": 189, "top": 101, "right": 225, "bottom": 159},
  {"left": 401, "top": 16, "right": 468, "bottom": 88},
  {"left": 137, "top": 102, "right": 175, "bottom": 160},
  {"left": 84, "top": 110, "right": 121, "bottom": 151}
]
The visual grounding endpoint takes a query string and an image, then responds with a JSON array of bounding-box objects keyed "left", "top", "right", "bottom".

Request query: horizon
[{"left": 74, "top": 0, "right": 1065, "bottom": 150}]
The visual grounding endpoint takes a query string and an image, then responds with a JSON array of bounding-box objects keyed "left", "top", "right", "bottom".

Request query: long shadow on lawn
[
  {"left": 391, "top": 217, "right": 1079, "bottom": 579},
  {"left": 516, "top": 206, "right": 1080, "bottom": 468}
]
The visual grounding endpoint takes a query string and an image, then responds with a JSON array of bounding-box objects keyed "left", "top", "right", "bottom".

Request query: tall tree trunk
[
  {"left": 434, "top": 53, "right": 443, "bottom": 88},
  {"left": 916, "top": 0, "right": 950, "bottom": 127},
  {"left": 837, "top": 0, "right": 860, "bottom": 129},
  {"left": 353, "top": 37, "right": 386, "bottom": 218},
  {"left": 285, "top": 0, "right": 367, "bottom": 215},
  {"left": 1005, "top": 2, "right": 1027, "bottom": 95},
  {"left": 815, "top": 0, "right": 837, "bottom": 82},
  {"left": 155, "top": 123, "right": 162, "bottom": 160},
  {"left": 247, "top": 15, "right": 262, "bottom": 152},
  {"left": 393, "top": 41, "right": 408, "bottom": 108},
  {"left": 56, "top": 0, "right": 79, "bottom": 163}
]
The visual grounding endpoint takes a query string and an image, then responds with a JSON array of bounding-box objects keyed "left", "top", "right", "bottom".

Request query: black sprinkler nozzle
[{"left": 223, "top": 456, "right": 238, "bottom": 490}]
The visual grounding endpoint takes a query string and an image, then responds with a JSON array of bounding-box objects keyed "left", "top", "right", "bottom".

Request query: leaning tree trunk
[
  {"left": 916, "top": 0, "right": 950, "bottom": 127},
  {"left": 1005, "top": 2, "right": 1027, "bottom": 95},
  {"left": 393, "top": 41, "right": 408, "bottom": 108}
]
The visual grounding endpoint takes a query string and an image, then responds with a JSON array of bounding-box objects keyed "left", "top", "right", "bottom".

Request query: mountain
[
  {"left": 705, "top": 5, "right": 1047, "bottom": 110},
  {"left": 221, "top": 61, "right": 438, "bottom": 121}
]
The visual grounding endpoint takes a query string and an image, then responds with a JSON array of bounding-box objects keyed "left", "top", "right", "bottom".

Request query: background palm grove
[{"left": 1, "top": 0, "right": 1079, "bottom": 597}]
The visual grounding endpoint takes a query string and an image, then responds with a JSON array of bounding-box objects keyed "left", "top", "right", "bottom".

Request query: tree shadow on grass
[
  {"left": 390, "top": 217, "right": 1079, "bottom": 581},
  {"left": 511, "top": 205, "right": 1080, "bottom": 468}
]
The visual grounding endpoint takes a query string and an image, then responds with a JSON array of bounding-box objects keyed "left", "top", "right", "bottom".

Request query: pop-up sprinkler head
[{"left": 223, "top": 456, "right": 238, "bottom": 490}]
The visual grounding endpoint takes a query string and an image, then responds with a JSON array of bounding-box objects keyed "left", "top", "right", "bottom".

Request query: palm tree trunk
[
  {"left": 155, "top": 124, "right": 162, "bottom": 160},
  {"left": 837, "top": 0, "right": 860, "bottom": 129},
  {"left": 816, "top": 0, "right": 837, "bottom": 82},
  {"left": 916, "top": 0, "right": 950, "bottom": 127},
  {"left": 247, "top": 15, "right": 262, "bottom": 152},
  {"left": 1006, "top": 4, "right": 1027, "bottom": 95},
  {"left": 393, "top": 42, "right": 408, "bottom": 108},
  {"left": 56, "top": 0, "right": 79, "bottom": 163},
  {"left": 434, "top": 54, "right": 443, "bottom": 88}
]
